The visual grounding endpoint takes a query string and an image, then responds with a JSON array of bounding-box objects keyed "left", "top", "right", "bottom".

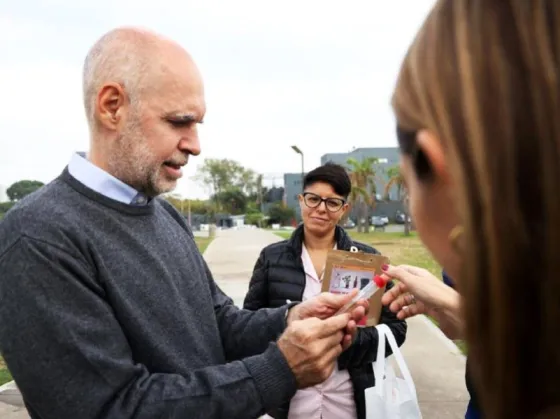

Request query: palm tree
[
  {"left": 384, "top": 165, "right": 411, "bottom": 236},
  {"left": 347, "top": 157, "right": 379, "bottom": 233},
  {"left": 384, "top": 166, "right": 404, "bottom": 200}
]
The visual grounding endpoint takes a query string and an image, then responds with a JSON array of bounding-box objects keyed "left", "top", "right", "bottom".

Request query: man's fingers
[
  {"left": 315, "top": 313, "right": 351, "bottom": 338},
  {"left": 341, "top": 319, "right": 357, "bottom": 351},
  {"left": 323, "top": 341, "right": 344, "bottom": 366},
  {"left": 349, "top": 305, "right": 366, "bottom": 322},
  {"left": 345, "top": 319, "right": 357, "bottom": 337},
  {"left": 319, "top": 289, "right": 358, "bottom": 308},
  {"left": 322, "top": 328, "right": 346, "bottom": 349},
  {"left": 341, "top": 333, "right": 353, "bottom": 351},
  {"left": 317, "top": 344, "right": 343, "bottom": 379}
]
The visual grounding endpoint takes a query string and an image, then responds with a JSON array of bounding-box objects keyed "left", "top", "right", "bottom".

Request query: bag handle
[
  {"left": 373, "top": 324, "right": 387, "bottom": 396},
  {"left": 376, "top": 324, "right": 418, "bottom": 401}
]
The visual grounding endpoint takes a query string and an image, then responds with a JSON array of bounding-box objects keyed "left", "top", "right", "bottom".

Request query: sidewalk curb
[
  {"left": 0, "top": 381, "right": 24, "bottom": 407},
  {"left": 418, "top": 315, "right": 466, "bottom": 359},
  {"left": 0, "top": 381, "right": 16, "bottom": 393}
]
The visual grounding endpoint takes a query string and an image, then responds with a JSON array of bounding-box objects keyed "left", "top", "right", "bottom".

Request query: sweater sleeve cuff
[
  {"left": 243, "top": 342, "right": 297, "bottom": 411},
  {"left": 268, "top": 302, "right": 300, "bottom": 341}
]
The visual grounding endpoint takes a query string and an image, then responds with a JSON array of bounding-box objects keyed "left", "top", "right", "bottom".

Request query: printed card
[{"left": 322, "top": 248, "right": 389, "bottom": 327}]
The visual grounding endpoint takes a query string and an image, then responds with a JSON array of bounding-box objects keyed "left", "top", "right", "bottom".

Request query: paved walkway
[
  {"left": 0, "top": 403, "right": 26, "bottom": 419},
  {"left": 0, "top": 382, "right": 26, "bottom": 418},
  {"left": 0, "top": 227, "right": 469, "bottom": 418},
  {"left": 204, "top": 228, "right": 282, "bottom": 307}
]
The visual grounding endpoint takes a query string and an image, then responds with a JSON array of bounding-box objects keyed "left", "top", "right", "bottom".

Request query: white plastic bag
[{"left": 365, "top": 324, "right": 423, "bottom": 418}]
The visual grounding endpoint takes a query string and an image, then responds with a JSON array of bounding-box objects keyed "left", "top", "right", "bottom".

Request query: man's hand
[
  {"left": 287, "top": 290, "right": 368, "bottom": 349},
  {"left": 278, "top": 314, "right": 351, "bottom": 388}
]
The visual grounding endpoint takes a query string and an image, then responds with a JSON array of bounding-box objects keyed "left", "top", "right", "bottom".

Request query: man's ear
[{"left": 95, "top": 82, "right": 127, "bottom": 131}]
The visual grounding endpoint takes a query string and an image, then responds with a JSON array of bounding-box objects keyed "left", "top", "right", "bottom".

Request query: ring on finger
[{"left": 409, "top": 294, "right": 416, "bottom": 305}]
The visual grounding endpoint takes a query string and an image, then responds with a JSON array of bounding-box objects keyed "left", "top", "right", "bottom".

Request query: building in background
[
  {"left": 283, "top": 172, "right": 305, "bottom": 222},
  {"left": 321, "top": 147, "right": 404, "bottom": 221},
  {"left": 265, "top": 186, "right": 284, "bottom": 203},
  {"left": 321, "top": 147, "right": 400, "bottom": 200},
  {"left": 259, "top": 186, "right": 285, "bottom": 216},
  {"left": 0, "top": 185, "right": 8, "bottom": 203}
]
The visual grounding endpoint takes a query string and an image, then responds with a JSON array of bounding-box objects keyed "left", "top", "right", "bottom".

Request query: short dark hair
[{"left": 303, "top": 162, "right": 352, "bottom": 198}]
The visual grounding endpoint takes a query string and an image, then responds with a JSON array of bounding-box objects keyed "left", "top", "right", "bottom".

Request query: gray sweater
[{"left": 0, "top": 168, "right": 297, "bottom": 419}]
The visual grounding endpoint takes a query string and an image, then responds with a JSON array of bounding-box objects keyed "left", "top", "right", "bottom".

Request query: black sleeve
[
  {"left": 243, "top": 249, "right": 269, "bottom": 310},
  {"left": 337, "top": 280, "right": 408, "bottom": 369},
  {"left": 0, "top": 237, "right": 296, "bottom": 419}
]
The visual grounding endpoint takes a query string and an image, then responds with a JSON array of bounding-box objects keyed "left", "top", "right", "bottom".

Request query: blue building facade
[
  {"left": 283, "top": 172, "right": 305, "bottom": 222},
  {"left": 320, "top": 147, "right": 401, "bottom": 201}
]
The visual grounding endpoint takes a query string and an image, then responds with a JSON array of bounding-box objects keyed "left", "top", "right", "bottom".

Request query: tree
[
  {"left": 194, "top": 159, "right": 258, "bottom": 211},
  {"left": 194, "top": 158, "right": 256, "bottom": 196},
  {"left": 347, "top": 157, "right": 379, "bottom": 233},
  {"left": 0, "top": 201, "right": 15, "bottom": 216},
  {"left": 239, "top": 168, "right": 258, "bottom": 197},
  {"left": 384, "top": 166, "right": 404, "bottom": 200},
  {"left": 214, "top": 188, "right": 248, "bottom": 215},
  {"left": 267, "top": 203, "right": 295, "bottom": 226},
  {"left": 7, "top": 180, "right": 44, "bottom": 201},
  {"left": 189, "top": 199, "right": 214, "bottom": 216},
  {"left": 245, "top": 206, "right": 265, "bottom": 227},
  {"left": 164, "top": 195, "right": 184, "bottom": 213},
  {"left": 385, "top": 165, "right": 411, "bottom": 236}
]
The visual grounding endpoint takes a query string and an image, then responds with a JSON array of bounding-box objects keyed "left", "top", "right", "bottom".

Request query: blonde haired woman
[{"left": 379, "top": 0, "right": 560, "bottom": 418}]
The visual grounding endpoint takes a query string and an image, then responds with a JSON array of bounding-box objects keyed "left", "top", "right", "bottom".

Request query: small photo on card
[{"left": 329, "top": 264, "right": 375, "bottom": 294}]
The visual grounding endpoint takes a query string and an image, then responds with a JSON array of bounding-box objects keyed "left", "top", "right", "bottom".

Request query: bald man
[{"left": 0, "top": 28, "right": 368, "bottom": 419}]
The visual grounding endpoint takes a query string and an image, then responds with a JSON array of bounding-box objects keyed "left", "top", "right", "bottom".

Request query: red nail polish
[{"left": 381, "top": 264, "right": 389, "bottom": 271}]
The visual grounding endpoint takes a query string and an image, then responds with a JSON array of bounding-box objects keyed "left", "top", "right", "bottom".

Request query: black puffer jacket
[{"left": 243, "top": 225, "right": 408, "bottom": 419}]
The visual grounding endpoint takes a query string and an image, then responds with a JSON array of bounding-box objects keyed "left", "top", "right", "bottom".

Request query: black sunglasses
[{"left": 302, "top": 192, "right": 346, "bottom": 212}]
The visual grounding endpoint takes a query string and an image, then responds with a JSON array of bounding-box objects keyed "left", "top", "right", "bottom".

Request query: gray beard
[{"left": 107, "top": 129, "right": 162, "bottom": 197}]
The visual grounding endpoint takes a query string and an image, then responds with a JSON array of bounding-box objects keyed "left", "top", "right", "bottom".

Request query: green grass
[
  {"left": 0, "top": 356, "right": 12, "bottom": 386},
  {"left": 275, "top": 229, "right": 467, "bottom": 354},
  {"left": 274, "top": 230, "right": 294, "bottom": 240},
  {"left": 194, "top": 236, "right": 213, "bottom": 254},
  {"left": 275, "top": 230, "right": 441, "bottom": 275}
]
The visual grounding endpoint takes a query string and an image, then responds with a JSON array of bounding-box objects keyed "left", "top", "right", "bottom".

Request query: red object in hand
[
  {"left": 373, "top": 275, "right": 385, "bottom": 288},
  {"left": 356, "top": 276, "right": 385, "bottom": 326}
]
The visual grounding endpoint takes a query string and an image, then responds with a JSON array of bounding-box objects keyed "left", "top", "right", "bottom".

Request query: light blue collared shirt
[{"left": 68, "top": 152, "right": 149, "bottom": 205}]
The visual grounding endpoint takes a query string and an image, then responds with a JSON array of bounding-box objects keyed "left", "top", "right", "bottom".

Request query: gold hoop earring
[{"left": 449, "top": 225, "right": 464, "bottom": 252}]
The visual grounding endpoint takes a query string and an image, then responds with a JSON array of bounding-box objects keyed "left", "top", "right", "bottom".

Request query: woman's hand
[{"left": 380, "top": 265, "right": 464, "bottom": 340}]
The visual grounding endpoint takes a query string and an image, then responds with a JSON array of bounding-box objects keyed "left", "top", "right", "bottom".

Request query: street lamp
[{"left": 291, "top": 145, "right": 304, "bottom": 185}]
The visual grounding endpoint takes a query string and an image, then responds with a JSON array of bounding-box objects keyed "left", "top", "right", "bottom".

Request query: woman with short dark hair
[{"left": 244, "top": 162, "right": 407, "bottom": 419}]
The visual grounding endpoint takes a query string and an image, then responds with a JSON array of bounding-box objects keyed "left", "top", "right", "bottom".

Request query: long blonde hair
[{"left": 392, "top": 1, "right": 560, "bottom": 417}]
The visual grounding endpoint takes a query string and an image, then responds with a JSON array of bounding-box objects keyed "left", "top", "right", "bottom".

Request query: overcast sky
[{"left": 0, "top": 0, "right": 435, "bottom": 199}]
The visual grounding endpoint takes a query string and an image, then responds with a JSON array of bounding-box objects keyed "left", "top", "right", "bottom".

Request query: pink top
[{"left": 286, "top": 244, "right": 357, "bottom": 419}]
